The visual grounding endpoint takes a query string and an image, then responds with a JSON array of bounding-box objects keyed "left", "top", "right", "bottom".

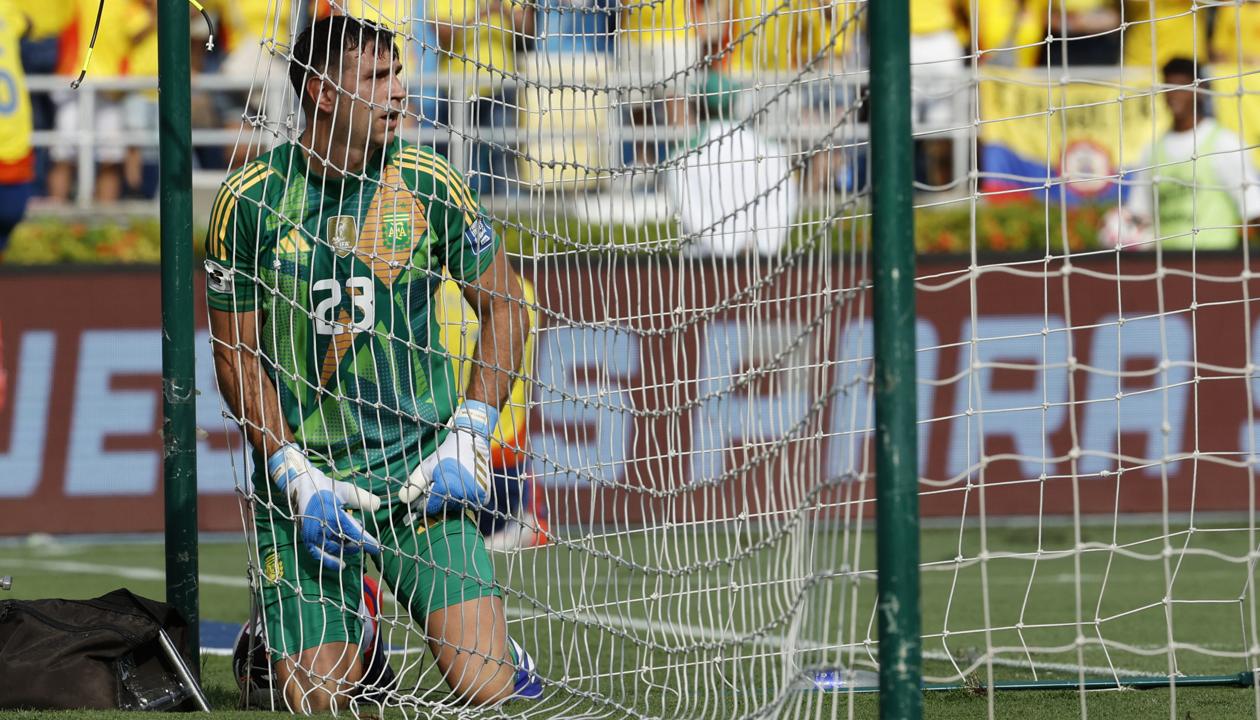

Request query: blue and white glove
[
  {"left": 267, "top": 444, "right": 382, "bottom": 571},
  {"left": 398, "top": 400, "right": 498, "bottom": 515}
]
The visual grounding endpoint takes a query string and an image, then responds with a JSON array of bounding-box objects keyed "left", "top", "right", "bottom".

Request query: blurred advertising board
[{"left": 1, "top": 256, "right": 1257, "bottom": 534}]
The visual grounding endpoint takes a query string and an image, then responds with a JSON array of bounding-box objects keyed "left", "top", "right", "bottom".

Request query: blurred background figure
[
  {"left": 46, "top": 0, "right": 135, "bottom": 202},
  {"left": 206, "top": 0, "right": 294, "bottom": 151},
  {"left": 717, "top": 0, "right": 837, "bottom": 74},
  {"left": 909, "top": 0, "right": 965, "bottom": 188},
  {"left": 15, "top": 0, "right": 74, "bottom": 197},
  {"left": 188, "top": 3, "right": 226, "bottom": 171},
  {"left": 802, "top": 0, "right": 865, "bottom": 198},
  {"left": 972, "top": 0, "right": 1048, "bottom": 68},
  {"left": 1044, "top": 0, "right": 1121, "bottom": 66},
  {"left": 518, "top": 0, "right": 615, "bottom": 193},
  {"left": 0, "top": 0, "right": 34, "bottom": 454},
  {"left": 1210, "top": 0, "right": 1260, "bottom": 69},
  {"left": 1122, "top": 0, "right": 1206, "bottom": 75},
  {"left": 666, "top": 83, "right": 800, "bottom": 257},
  {"left": 1124, "top": 58, "right": 1260, "bottom": 249},
  {"left": 665, "top": 0, "right": 844, "bottom": 252},
  {"left": 120, "top": 0, "right": 159, "bottom": 198},
  {"left": 0, "top": 0, "right": 35, "bottom": 254},
  {"left": 535, "top": 0, "right": 613, "bottom": 54},
  {"left": 618, "top": 0, "right": 695, "bottom": 167},
  {"left": 407, "top": 0, "right": 446, "bottom": 135},
  {"left": 431, "top": 0, "right": 534, "bottom": 195}
]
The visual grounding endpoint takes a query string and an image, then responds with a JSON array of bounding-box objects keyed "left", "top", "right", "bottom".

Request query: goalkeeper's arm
[
  {"left": 209, "top": 308, "right": 380, "bottom": 569},
  {"left": 399, "top": 248, "right": 531, "bottom": 511},
  {"left": 462, "top": 245, "right": 530, "bottom": 414},
  {"left": 209, "top": 308, "right": 293, "bottom": 458}
]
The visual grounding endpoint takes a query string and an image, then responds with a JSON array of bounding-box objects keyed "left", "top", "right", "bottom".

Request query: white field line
[
  {"left": 5, "top": 558, "right": 1174, "bottom": 678},
  {"left": 503, "top": 606, "right": 1161, "bottom": 681},
  {"left": 2, "top": 558, "right": 249, "bottom": 588}
]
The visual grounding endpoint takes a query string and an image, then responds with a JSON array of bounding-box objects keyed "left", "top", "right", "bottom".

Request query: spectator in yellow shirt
[
  {"left": 619, "top": 0, "right": 693, "bottom": 88},
  {"left": 911, "top": 0, "right": 966, "bottom": 187},
  {"left": 15, "top": 0, "right": 76, "bottom": 41},
  {"left": 1211, "top": 0, "right": 1260, "bottom": 69},
  {"left": 429, "top": 0, "right": 533, "bottom": 194},
  {"left": 16, "top": 0, "right": 75, "bottom": 195},
  {"left": 47, "top": 0, "right": 134, "bottom": 202},
  {"left": 721, "top": 0, "right": 836, "bottom": 76},
  {"left": 210, "top": 0, "right": 293, "bottom": 139},
  {"left": 972, "top": 0, "right": 1048, "bottom": 68},
  {"left": 911, "top": 0, "right": 965, "bottom": 115},
  {"left": 431, "top": 0, "right": 534, "bottom": 84},
  {"left": 617, "top": 0, "right": 699, "bottom": 166},
  {"left": 0, "top": 0, "right": 34, "bottom": 253},
  {"left": 1122, "top": 0, "right": 1206, "bottom": 74},
  {"left": 1046, "top": 0, "right": 1121, "bottom": 66},
  {"left": 119, "top": 0, "right": 159, "bottom": 197}
]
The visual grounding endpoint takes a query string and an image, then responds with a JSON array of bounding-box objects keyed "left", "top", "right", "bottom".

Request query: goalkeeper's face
[{"left": 334, "top": 41, "right": 405, "bottom": 151}]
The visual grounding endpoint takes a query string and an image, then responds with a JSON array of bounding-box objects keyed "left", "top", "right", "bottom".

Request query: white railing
[{"left": 24, "top": 68, "right": 976, "bottom": 212}]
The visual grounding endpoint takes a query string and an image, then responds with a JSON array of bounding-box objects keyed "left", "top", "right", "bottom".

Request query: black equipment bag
[{"left": 0, "top": 588, "right": 200, "bottom": 711}]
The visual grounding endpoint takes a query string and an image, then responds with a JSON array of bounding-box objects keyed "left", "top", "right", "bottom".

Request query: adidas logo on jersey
[{"left": 277, "top": 228, "right": 311, "bottom": 257}]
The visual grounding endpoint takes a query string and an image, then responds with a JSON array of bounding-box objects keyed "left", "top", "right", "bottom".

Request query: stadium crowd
[{"left": 3, "top": 1, "right": 1259, "bottom": 220}]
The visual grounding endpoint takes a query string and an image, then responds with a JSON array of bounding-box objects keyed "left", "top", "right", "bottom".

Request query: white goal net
[{"left": 202, "top": 0, "right": 1260, "bottom": 717}]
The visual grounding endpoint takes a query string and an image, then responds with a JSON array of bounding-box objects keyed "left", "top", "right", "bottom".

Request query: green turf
[{"left": 1, "top": 525, "right": 1256, "bottom": 718}]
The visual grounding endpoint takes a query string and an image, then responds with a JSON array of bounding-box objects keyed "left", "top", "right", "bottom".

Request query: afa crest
[{"left": 382, "top": 212, "right": 413, "bottom": 251}]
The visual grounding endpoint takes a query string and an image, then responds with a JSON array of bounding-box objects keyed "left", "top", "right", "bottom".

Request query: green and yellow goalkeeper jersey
[{"left": 204, "top": 139, "right": 500, "bottom": 494}]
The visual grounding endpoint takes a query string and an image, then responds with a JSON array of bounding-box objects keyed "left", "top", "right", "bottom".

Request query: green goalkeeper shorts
[{"left": 253, "top": 498, "right": 500, "bottom": 662}]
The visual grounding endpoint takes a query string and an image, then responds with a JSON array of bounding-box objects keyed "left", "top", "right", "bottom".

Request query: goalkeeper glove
[
  {"left": 267, "top": 444, "right": 382, "bottom": 571},
  {"left": 398, "top": 400, "right": 498, "bottom": 515}
]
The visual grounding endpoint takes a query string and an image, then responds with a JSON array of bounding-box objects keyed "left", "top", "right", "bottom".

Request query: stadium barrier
[
  {"left": 23, "top": 68, "right": 943, "bottom": 211},
  {"left": 1, "top": 254, "right": 1254, "bottom": 534}
]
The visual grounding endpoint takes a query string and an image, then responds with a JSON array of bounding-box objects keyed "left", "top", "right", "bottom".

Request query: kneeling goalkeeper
[{"left": 204, "top": 15, "right": 538, "bottom": 713}]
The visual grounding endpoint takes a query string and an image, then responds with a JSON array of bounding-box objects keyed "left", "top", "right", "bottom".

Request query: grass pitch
[{"left": 1, "top": 523, "right": 1257, "bottom": 719}]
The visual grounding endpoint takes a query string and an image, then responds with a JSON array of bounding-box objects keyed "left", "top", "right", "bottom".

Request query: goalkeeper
[{"left": 205, "top": 15, "right": 538, "bottom": 712}]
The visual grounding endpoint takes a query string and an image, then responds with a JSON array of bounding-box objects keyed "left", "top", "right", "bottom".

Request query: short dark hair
[
  {"left": 288, "top": 15, "right": 398, "bottom": 107},
  {"left": 1162, "top": 57, "right": 1199, "bottom": 82}
]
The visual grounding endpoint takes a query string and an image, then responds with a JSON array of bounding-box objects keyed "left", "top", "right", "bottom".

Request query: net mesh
[
  {"left": 202, "top": 0, "right": 1260, "bottom": 717},
  {"left": 906, "top": 0, "right": 1260, "bottom": 714}
]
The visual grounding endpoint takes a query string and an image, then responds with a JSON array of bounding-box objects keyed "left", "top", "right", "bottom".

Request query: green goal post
[{"left": 158, "top": 0, "right": 200, "bottom": 670}]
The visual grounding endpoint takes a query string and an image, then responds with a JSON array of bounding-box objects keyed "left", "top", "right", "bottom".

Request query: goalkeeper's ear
[{"left": 306, "top": 75, "right": 336, "bottom": 115}]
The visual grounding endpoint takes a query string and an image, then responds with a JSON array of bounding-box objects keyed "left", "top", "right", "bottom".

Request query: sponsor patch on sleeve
[
  {"left": 205, "top": 259, "right": 234, "bottom": 295},
  {"left": 463, "top": 219, "right": 495, "bottom": 255}
]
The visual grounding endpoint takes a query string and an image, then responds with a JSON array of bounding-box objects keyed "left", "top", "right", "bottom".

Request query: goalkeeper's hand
[
  {"left": 399, "top": 401, "right": 498, "bottom": 515},
  {"left": 267, "top": 444, "right": 382, "bottom": 571}
]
